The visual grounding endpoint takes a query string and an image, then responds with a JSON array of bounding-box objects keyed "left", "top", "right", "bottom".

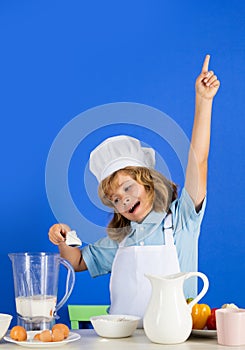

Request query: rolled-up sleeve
[
  {"left": 172, "top": 187, "right": 206, "bottom": 238},
  {"left": 82, "top": 237, "right": 118, "bottom": 277}
]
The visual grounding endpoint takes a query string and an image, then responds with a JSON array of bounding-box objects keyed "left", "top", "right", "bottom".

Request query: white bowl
[
  {"left": 90, "top": 314, "right": 140, "bottom": 338},
  {"left": 0, "top": 313, "right": 12, "bottom": 340}
]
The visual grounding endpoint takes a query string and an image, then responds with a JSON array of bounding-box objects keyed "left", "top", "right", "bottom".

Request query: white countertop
[{"left": 1, "top": 329, "right": 244, "bottom": 349}]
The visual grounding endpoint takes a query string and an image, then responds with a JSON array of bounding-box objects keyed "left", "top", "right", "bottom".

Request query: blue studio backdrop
[{"left": 1, "top": 1, "right": 245, "bottom": 327}]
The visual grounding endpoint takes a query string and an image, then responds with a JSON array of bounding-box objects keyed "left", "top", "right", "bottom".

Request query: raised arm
[{"left": 185, "top": 55, "right": 220, "bottom": 211}]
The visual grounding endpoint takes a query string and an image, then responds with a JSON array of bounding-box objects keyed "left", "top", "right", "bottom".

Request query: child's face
[{"left": 108, "top": 173, "right": 153, "bottom": 222}]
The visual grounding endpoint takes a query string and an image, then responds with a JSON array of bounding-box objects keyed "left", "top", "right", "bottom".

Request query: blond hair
[{"left": 98, "top": 166, "right": 178, "bottom": 242}]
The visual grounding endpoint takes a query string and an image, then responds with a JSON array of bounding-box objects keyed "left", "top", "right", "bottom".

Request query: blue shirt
[{"left": 82, "top": 188, "right": 206, "bottom": 298}]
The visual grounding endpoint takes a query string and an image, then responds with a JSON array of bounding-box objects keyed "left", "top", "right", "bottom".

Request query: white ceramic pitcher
[{"left": 143, "top": 272, "right": 209, "bottom": 344}]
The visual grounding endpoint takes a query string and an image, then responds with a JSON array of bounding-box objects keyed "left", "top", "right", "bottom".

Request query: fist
[{"left": 48, "top": 223, "right": 71, "bottom": 245}]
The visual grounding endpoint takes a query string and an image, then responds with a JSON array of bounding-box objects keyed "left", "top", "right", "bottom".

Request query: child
[{"left": 48, "top": 55, "right": 220, "bottom": 322}]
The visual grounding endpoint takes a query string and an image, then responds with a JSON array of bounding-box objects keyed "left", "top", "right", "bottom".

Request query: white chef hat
[{"left": 89, "top": 135, "right": 155, "bottom": 182}]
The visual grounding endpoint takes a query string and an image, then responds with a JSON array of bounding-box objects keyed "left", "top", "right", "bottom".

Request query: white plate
[
  {"left": 4, "top": 331, "right": 80, "bottom": 348},
  {"left": 191, "top": 328, "right": 217, "bottom": 338}
]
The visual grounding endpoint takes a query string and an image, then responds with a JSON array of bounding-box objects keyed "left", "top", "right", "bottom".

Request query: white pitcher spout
[{"left": 145, "top": 272, "right": 188, "bottom": 282}]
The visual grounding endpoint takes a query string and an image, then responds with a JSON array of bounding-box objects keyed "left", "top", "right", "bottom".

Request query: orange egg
[
  {"left": 52, "top": 328, "right": 65, "bottom": 342},
  {"left": 33, "top": 333, "right": 40, "bottom": 341},
  {"left": 39, "top": 330, "right": 52, "bottom": 342},
  {"left": 10, "top": 326, "right": 27, "bottom": 341},
  {"left": 52, "top": 323, "right": 69, "bottom": 338}
]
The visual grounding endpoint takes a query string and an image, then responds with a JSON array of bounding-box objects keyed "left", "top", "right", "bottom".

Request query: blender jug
[{"left": 9, "top": 252, "right": 75, "bottom": 330}]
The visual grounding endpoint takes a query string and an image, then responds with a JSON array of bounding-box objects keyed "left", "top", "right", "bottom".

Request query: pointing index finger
[{"left": 202, "top": 54, "right": 210, "bottom": 73}]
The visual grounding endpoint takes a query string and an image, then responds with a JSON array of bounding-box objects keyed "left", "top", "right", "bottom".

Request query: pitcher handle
[
  {"left": 184, "top": 272, "right": 209, "bottom": 311},
  {"left": 55, "top": 258, "right": 75, "bottom": 312}
]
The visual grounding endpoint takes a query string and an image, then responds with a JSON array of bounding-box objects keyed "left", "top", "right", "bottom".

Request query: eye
[
  {"left": 124, "top": 185, "right": 131, "bottom": 192},
  {"left": 113, "top": 198, "right": 119, "bottom": 205}
]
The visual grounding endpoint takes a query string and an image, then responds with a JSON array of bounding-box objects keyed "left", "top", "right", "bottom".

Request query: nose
[{"left": 123, "top": 196, "right": 131, "bottom": 206}]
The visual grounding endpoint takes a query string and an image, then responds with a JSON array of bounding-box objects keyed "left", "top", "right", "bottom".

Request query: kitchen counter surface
[{"left": 1, "top": 329, "right": 244, "bottom": 349}]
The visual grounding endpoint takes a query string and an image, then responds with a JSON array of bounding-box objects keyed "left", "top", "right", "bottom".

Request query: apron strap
[
  {"left": 163, "top": 212, "right": 175, "bottom": 246},
  {"left": 119, "top": 235, "right": 128, "bottom": 248}
]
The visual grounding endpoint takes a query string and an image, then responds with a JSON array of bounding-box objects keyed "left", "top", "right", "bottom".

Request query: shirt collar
[{"left": 130, "top": 210, "right": 167, "bottom": 229}]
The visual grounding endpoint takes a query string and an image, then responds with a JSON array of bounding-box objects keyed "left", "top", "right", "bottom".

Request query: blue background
[{"left": 1, "top": 0, "right": 245, "bottom": 327}]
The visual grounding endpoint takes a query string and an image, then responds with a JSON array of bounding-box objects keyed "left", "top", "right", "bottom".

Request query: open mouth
[{"left": 128, "top": 201, "right": 140, "bottom": 213}]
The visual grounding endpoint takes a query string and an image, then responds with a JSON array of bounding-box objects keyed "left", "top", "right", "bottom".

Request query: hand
[
  {"left": 48, "top": 223, "right": 71, "bottom": 245},
  {"left": 195, "top": 55, "right": 220, "bottom": 100}
]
